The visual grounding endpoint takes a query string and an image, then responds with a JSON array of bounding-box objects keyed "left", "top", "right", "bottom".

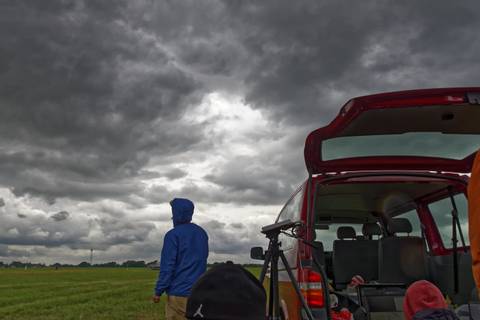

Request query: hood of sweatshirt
[{"left": 170, "top": 198, "right": 194, "bottom": 227}]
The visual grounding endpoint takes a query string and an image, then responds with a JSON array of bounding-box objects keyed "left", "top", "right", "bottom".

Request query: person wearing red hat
[{"left": 403, "top": 280, "right": 458, "bottom": 320}]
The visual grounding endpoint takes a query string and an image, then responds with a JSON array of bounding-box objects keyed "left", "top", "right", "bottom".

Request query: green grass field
[{"left": 0, "top": 267, "right": 261, "bottom": 320}]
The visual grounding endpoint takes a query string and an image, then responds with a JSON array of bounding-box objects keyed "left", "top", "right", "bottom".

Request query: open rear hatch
[{"left": 305, "top": 87, "right": 480, "bottom": 174}]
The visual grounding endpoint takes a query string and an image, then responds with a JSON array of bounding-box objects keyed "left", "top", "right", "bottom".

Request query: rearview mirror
[{"left": 250, "top": 247, "right": 265, "bottom": 260}]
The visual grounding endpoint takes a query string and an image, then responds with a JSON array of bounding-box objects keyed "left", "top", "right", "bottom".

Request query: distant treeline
[
  {"left": 0, "top": 260, "right": 157, "bottom": 268},
  {"left": 0, "top": 261, "right": 263, "bottom": 269}
]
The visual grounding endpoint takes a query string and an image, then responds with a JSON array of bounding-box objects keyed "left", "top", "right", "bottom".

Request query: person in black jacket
[{"left": 185, "top": 262, "right": 266, "bottom": 320}]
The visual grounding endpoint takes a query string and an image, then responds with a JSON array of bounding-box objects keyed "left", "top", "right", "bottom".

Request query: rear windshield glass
[
  {"left": 322, "top": 133, "right": 480, "bottom": 161},
  {"left": 314, "top": 223, "right": 363, "bottom": 251}
]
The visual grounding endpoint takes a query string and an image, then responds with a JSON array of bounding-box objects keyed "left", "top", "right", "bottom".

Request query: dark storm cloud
[
  {"left": 0, "top": 0, "right": 205, "bottom": 203},
  {"left": 4, "top": 0, "right": 479, "bottom": 206},
  {"left": 50, "top": 211, "right": 69, "bottom": 222},
  {"left": 220, "top": 1, "right": 480, "bottom": 125},
  {"left": 3, "top": 0, "right": 480, "bottom": 263},
  {"left": 162, "top": 0, "right": 480, "bottom": 207},
  {"left": 0, "top": 198, "right": 4, "bottom": 207}
]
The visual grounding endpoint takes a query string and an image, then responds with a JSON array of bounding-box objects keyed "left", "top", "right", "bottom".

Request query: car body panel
[{"left": 305, "top": 87, "right": 480, "bottom": 174}]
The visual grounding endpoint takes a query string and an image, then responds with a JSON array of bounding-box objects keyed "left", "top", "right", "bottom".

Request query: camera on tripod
[
  {"left": 251, "top": 220, "right": 301, "bottom": 258},
  {"left": 250, "top": 219, "right": 315, "bottom": 320}
]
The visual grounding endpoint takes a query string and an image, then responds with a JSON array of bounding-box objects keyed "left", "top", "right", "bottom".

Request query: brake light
[
  {"left": 370, "top": 95, "right": 465, "bottom": 108},
  {"left": 298, "top": 268, "right": 325, "bottom": 308}
]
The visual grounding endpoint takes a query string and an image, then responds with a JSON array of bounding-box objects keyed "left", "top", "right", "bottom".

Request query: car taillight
[
  {"left": 299, "top": 268, "right": 325, "bottom": 308},
  {"left": 370, "top": 95, "right": 465, "bottom": 108}
]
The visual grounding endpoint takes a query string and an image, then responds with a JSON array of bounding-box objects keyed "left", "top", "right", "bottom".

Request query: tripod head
[{"left": 261, "top": 219, "right": 303, "bottom": 239}]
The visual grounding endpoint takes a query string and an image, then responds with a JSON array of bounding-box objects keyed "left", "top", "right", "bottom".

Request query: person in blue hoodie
[{"left": 152, "top": 198, "right": 209, "bottom": 320}]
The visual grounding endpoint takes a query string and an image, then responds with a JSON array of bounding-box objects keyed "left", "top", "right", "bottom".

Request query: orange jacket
[{"left": 468, "top": 151, "right": 480, "bottom": 291}]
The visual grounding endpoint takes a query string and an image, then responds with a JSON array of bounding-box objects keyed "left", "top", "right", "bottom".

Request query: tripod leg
[
  {"left": 260, "top": 246, "right": 273, "bottom": 284},
  {"left": 279, "top": 251, "right": 315, "bottom": 320},
  {"left": 269, "top": 265, "right": 274, "bottom": 318},
  {"left": 271, "top": 251, "right": 281, "bottom": 319}
]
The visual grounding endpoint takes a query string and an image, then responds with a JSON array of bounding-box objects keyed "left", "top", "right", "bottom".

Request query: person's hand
[
  {"left": 152, "top": 295, "right": 161, "bottom": 303},
  {"left": 348, "top": 275, "right": 365, "bottom": 288}
]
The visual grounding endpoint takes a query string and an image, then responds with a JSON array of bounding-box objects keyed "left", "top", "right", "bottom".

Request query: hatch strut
[{"left": 448, "top": 187, "right": 467, "bottom": 295}]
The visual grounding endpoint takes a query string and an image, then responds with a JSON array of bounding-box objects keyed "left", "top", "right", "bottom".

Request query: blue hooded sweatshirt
[{"left": 154, "top": 198, "right": 209, "bottom": 297}]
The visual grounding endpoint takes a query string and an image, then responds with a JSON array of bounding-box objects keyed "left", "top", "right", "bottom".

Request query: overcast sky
[{"left": 1, "top": 1, "right": 480, "bottom": 264}]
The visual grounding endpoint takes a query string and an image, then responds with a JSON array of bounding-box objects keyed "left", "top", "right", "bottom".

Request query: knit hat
[
  {"left": 403, "top": 280, "right": 447, "bottom": 320},
  {"left": 186, "top": 263, "right": 266, "bottom": 320}
]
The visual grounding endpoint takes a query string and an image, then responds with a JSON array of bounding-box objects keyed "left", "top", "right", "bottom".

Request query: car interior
[{"left": 311, "top": 177, "right": 476, "bottom": 319}]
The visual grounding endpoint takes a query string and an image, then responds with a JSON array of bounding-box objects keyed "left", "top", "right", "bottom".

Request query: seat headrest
[
  {"left": 388, "top": 218, "right": 413, "bottom": 234},
  {"left": 362, "top": 223, "right": 382, "bottom": 237},
  {"left": 337, "top": 226, "right": 356, "bottom": 239}
]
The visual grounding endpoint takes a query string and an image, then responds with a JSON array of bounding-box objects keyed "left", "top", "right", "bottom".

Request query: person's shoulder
[
  {"left": 190, "top": 223, "right": 208, "bottom": 235},
  {"left": 164, "top": 228, "right": 178, "bottom": 239},
  {"left": 193, "top": 223, "right": 207, "bottom": 231}
]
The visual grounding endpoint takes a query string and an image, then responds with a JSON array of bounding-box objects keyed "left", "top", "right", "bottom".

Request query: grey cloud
[
  {"left": 0, "top": 244, "right": 7, "bottom": 256},
  {"left": 0, "top": 1, "right": 206, "bottom": 203},
  {"left": 144, "top": 184, "right": 174, "bottom": 204},
  {"left": 98, "top": 203, "right": 128, "bottom": 219},
  {"left": 144, "top": 148, "right": 306, "bottom": 207},
  {"left": 5, "top": 166, "right": 143, "bottom": 204},
  {"left": 0, "top": 198, "right": 4, "bottom": 207},
  {"left": 0, "top": 245, "right": 28, "bottom": 259},
  {"left": 93, "top": 217, "right": 157, "bottom": 249},
  {"left": 203, "top": 219, "right": 267, "bottom": 256},
  {"left": 164, "top": 168, "right": 188, "bottom": 180},
  {"left": 204, "top": 220, "right": 226, "bottom": 230},
  {"left": 143, "top": 132, "right": 308, "bottom": 207},
  {"left": 230, "top": 222, "right": 245, "bottom": 230},
  {"left": 217, "top": 1, "right": 480, "bottom": 126},
  {"left": 51, "top": 211, "right": 69, "bottom": 222},
  {"left": 0, "top": 200, "right": 156, "bottom": 252},
  {"left": 0, "top": 214, "right": 91, "bottom": 248},
  {"left": 2, "top": 0, "right": 480, "bottom": 265},
  {"left": 202, "top": 143, "right": 307, "bottom": 205}
]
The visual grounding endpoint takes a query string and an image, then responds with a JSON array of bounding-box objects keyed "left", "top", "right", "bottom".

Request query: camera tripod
[{"left": 258, "top": 220, "right": 315, "bottom": 320}]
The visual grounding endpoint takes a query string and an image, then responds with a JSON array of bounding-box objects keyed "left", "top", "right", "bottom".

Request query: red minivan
[{"left": 261, "top": 88, "right": 480, "bottom": 320}]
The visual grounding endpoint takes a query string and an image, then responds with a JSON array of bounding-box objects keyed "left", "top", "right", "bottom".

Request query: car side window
[
  {"left": 277, "top": 189, "right": 303, "bottom": 250},
  {"left": 428, "top": 193, "right": 469, "bottom": 249}
]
